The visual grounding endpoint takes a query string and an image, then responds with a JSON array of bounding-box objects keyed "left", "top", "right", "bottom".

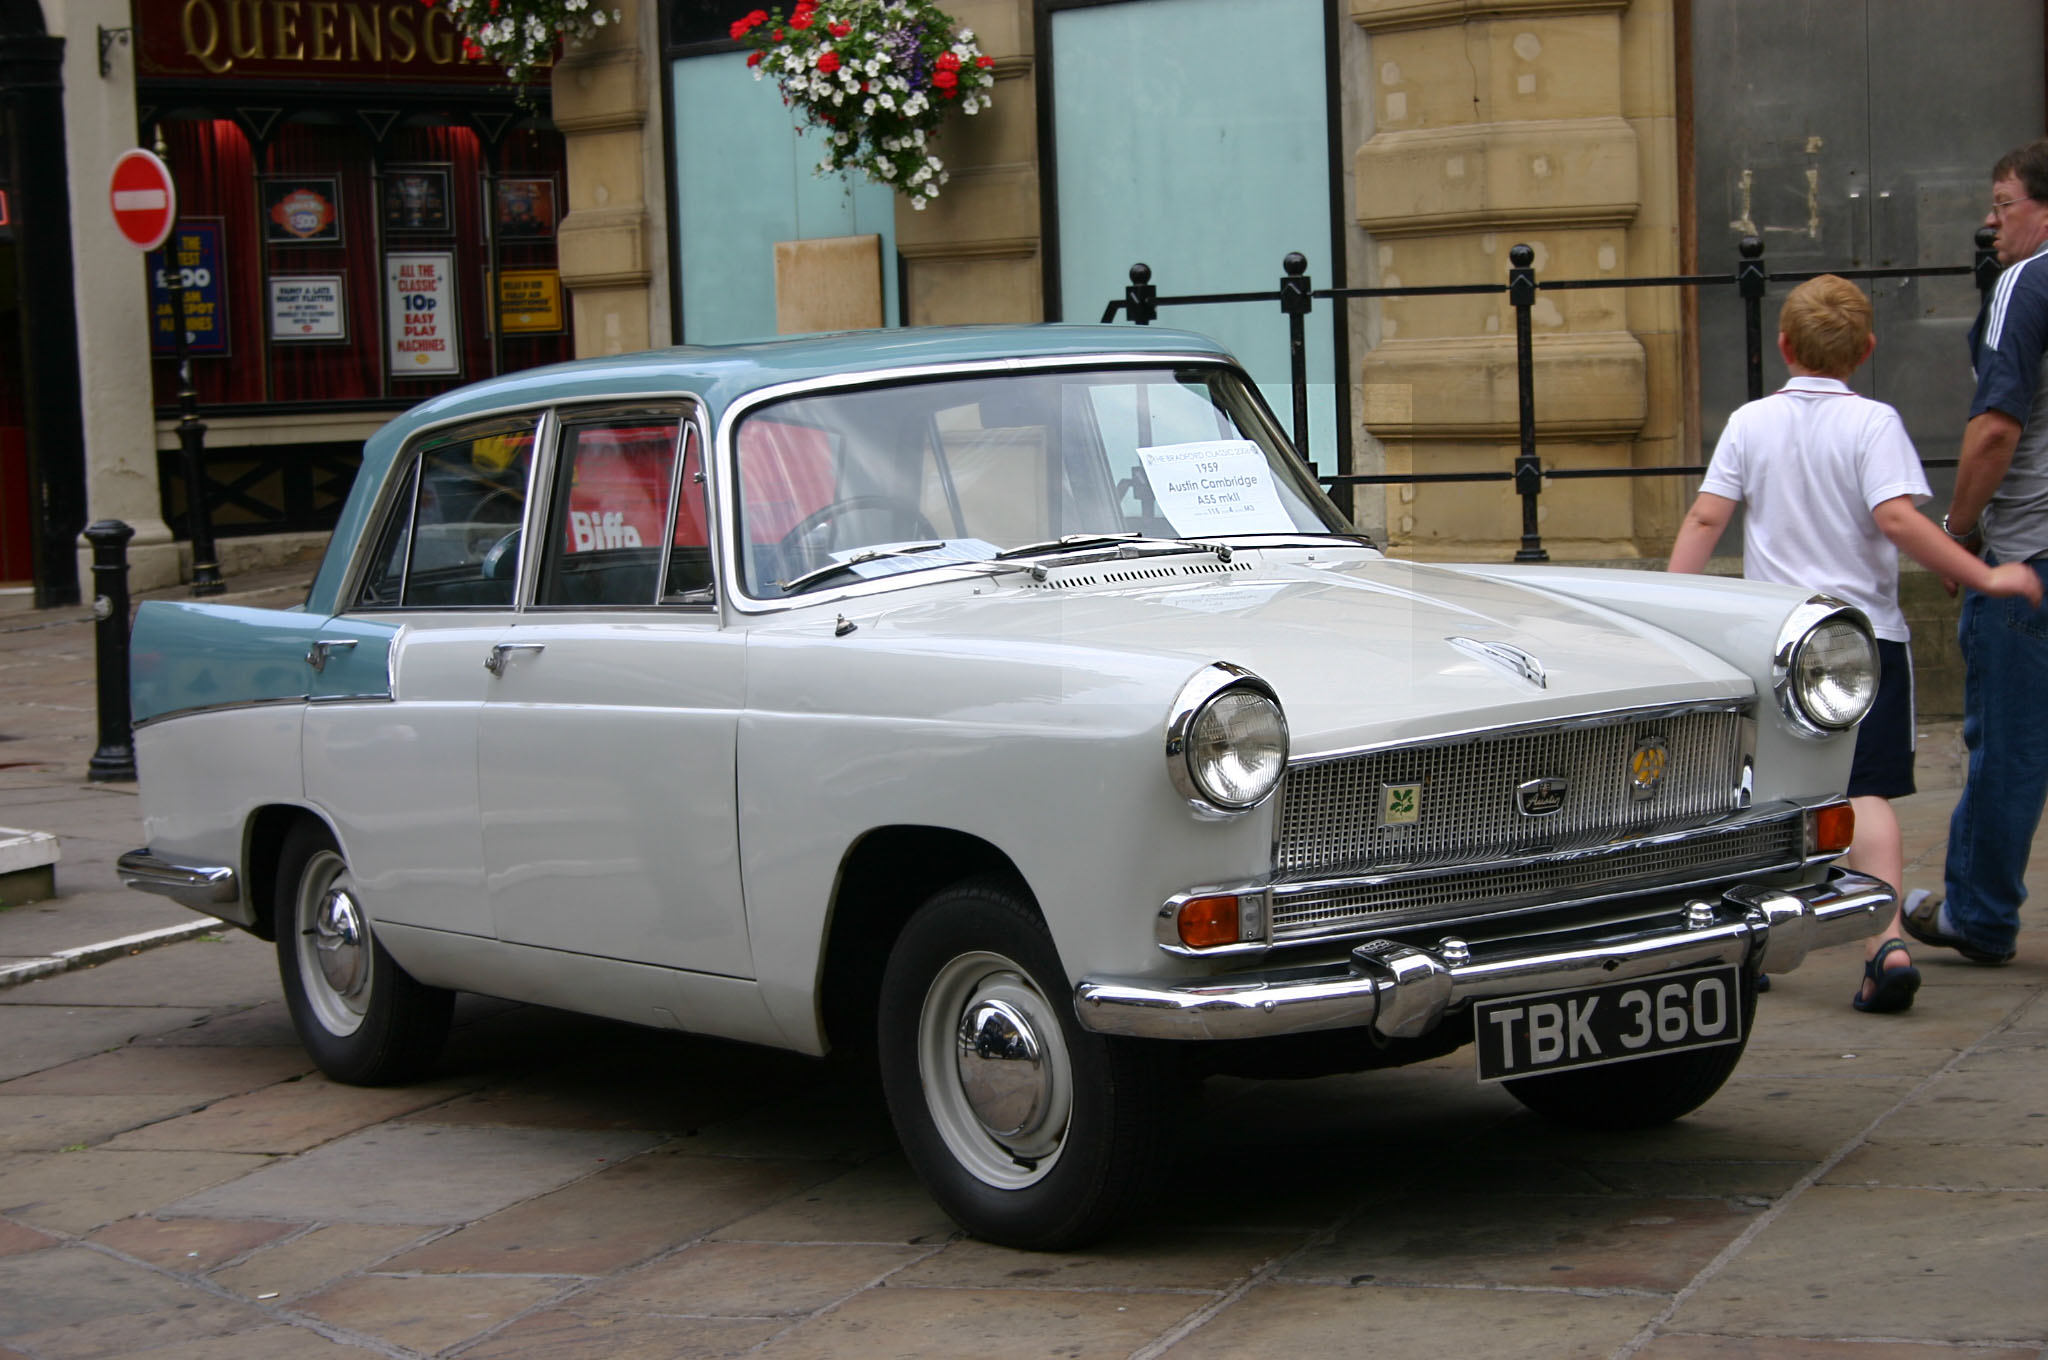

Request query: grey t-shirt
[{"left": 1969, "top": 241, "right": 2048, "bottom": 562}]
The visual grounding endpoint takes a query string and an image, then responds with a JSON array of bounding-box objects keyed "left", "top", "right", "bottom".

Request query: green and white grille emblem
[{"left": 1381, "top": 782, "right": 1422, "bottom": 826}]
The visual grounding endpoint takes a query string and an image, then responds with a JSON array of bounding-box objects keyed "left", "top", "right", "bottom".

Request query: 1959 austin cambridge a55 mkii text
[{"left": 122, "top": 325, "right": 1891, "bottom": 1249}]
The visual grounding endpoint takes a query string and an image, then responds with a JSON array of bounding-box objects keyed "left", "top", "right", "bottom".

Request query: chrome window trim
[
  {"left": 130, "top": 694, "right": 335, "bottom": 731},
  {"left": 1163, "top": 662, "right": 1287, "bottom": 816},
  {"left": 1161, "top": 801, "right": 1813, "bottom": 958},
  {"left": 711, "top": 353, "right": 1337, "bottom": 617},
  {"left": 1772, "top": 594, "right": 1875, "bottom": 737}
]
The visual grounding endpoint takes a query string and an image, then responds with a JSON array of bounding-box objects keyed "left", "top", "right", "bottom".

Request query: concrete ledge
[
  {"left": 0, "top": 919, "right": 222, "bottom": 990},
  {"left": 0, "top": 829, "right": 60, "bottom": 908}
]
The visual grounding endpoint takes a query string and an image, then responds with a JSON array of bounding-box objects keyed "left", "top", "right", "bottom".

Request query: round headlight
[
  {"left": 1782, "top": 610, "right": 1878, "bottom": 733},
  {"left": 1185, "top": 687, "right": 1289, "bottom": 810}
]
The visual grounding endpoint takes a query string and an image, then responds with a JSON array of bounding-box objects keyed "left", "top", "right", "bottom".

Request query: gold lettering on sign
[
  {"left": 310, "top": 1, "right": 339, "bottom": 58},
  {"left": 227, "top": 0, "right": 265, "bottom": 63},
  {"left": 345, "top": 2, "right": 380, "bottom": 60},
  {"left": 422, "top": 5, "right": 455, "bottom": 63},
  {"left": 272, "top": 0, "right": 304, "bottom": 58},
  {"left": 180, "top": 0, "right": 230, "bottom": 72},
  {"left": 386, "top": 3, "right": 416, "bottom": 63}
]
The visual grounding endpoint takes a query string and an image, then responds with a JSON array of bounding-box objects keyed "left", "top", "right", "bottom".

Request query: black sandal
[{"left": 1852, "top": 938, "right": 1920, "bottom": 1013}]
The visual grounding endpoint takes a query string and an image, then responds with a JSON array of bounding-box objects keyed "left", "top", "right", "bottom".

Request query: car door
[
  {"left": 477, "top": 408, "right": 752, "bottom": 978},
  {"left": 302, "top": 415, "right": 537, "bottom": 941}
]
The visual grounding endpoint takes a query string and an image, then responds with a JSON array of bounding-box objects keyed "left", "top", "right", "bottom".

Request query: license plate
[{"left": 1473, "top": 965, "right": 1743, "bottom": 1083}]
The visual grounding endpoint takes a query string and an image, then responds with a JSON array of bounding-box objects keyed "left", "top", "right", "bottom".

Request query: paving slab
[
  {"left": 133, "top": 999, "right": 303, "bottom": 1049},
  {"left": 295, "top": 1272, "right": 572, "bottom": 1355},
  {"left": 164, "top": 1122, "right": 662, "bottom": 1225},
  {"left": 9, "top": 929, "right": 275, "bottom": 1007},
  {"left": 0, "top": 1092, "right": 209, "bottom": 1153},
  {"left": 1670, "top": 1186, "right": 2048, "bottom": 1343},
  {"left": 0, "top": 1244, "right": 268, "bottom": 1348},
  {"left": 0, "top": 1003, "right": 216, "bottom": 1081},
  {"left": 751, "top": 1284, "right": 1203, "bottom": 1360},
  {"left": 1640, "top": 1337, "right": 2037, "bottom": 1358},
  {"left": 574, "top": 1240, "right": 929, "bottom": 1317},
  {"left": 461, "top": 1308, "right": 784, "bottom": 1360},
  {"left": 86, "top": 1214, "right": 303, "bottom": 1272},
  {"left": 385, "top": 1144, "right": 842, "bottom": 1276},
  {"left": 77, "top": 1325, "right": 388, "bottom": 1358},
  {"left": 708, "top": 1154, "right": 963, "bottom": 1246},
  {"left": 1163, "top": 1281, "right": 1658, "bottom": 1359},
  {"left": 209, "top": 1222, "right": 437, "bottom": 1302},
  {"left": 0, "top": 1149, "right": 273, "bottom": 1234},
  {"left": 101, "top": 1073, "right": 475, "bottom": 1154},
  {"left": 1284, "top": 1192, "right": 1763, "bottom": 1293},
  {"left": 897, "top": 1230, "right": 1295, "bottom": 1293},
  {"left": 2, "top": 1044, "right": 313, "bottom": 1098}
]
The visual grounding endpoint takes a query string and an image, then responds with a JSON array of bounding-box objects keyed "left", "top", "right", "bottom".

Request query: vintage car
[{"left": 121, "top": 325, "right": 1891, "bottom": 1249}]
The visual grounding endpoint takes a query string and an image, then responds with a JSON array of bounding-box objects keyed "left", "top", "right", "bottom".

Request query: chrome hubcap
[
  {"left": 956, "top": 998, "right": 1047, "bottom": 1139},
  {"left": 313, "top": 886, "right": 367, "bottom": 999},
  {"left": 919, "top": 951, "right": 1072, "bottom": 1189},
  {"left": 293, "top": 848, "right": 371, "bottom": 1037}
]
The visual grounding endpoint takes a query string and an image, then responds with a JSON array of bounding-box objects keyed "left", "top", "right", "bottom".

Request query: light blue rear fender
[{"left": 132, "top": 601, "right": 398, "bottom": 724}]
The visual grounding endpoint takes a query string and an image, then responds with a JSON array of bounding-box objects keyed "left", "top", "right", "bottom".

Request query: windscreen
[{"left": 731, "top": 365, "right": 1349, "bottom": 598}]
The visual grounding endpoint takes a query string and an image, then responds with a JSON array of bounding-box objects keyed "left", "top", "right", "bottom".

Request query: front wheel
[
  {"left": 1502, "top": 971, "right": 1759, "bottom": 1129},
  {"left": 877, "top": 879, "right": 1175, "bottom": 1250},
  {"left": 275, "top": 819, "right": 453, "bottom": 1085}
]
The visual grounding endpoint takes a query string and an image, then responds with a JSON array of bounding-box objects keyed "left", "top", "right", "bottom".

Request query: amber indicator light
[
  {"left": 1811, "top": 802, "right": 1855, "bottom": 855},
  {"left": 1177, "top": 895, "right": 1242, "bottom": 948}
]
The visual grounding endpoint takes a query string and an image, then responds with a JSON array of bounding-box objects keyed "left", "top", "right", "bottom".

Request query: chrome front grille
[
  {"left": 1269, "top": 815, "right": 1802, "bottom": 941},
  {"left": 1275, "top": 706, "right": 1752, "bottom": 881}
]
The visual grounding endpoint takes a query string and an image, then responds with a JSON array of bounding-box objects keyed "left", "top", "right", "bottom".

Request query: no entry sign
[{"left": 108, "top": 149, "right": 177, "bottom": 251}]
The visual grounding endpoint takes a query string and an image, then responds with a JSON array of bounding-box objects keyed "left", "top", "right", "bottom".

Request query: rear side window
[
  {"left": 536, "top": 415, "right": 683, "bottom": 606},
  {"left": 353, "top": 417, "right": 538, "bottom": 609}
]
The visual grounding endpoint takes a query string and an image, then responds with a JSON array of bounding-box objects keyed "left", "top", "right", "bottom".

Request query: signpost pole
[{"left": 153, "top": 132, "right": 224, "bottom": 596}]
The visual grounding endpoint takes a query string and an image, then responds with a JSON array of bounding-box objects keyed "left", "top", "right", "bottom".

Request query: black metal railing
[{"left": 1103, "top": 228, "right": 2002, "bottom": 561}]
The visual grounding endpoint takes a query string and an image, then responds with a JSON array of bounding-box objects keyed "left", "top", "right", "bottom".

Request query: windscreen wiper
[
  {"left": 994, "top": 533, "right": 1231, "bottom": 564},
  {"left": 778, "top": 543, "right": 947, "bottom": 595}
]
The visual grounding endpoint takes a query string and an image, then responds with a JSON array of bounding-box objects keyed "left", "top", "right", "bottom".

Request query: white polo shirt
[{"left": 1699, "top": 376, "right": 1931, "bottom": 641}]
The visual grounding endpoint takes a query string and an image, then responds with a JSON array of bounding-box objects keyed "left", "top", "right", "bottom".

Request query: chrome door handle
[
  {"left": 484, "top": 642, "right": 545, "bottom": 676},
  {"left": 305, "top": 639, "right": 358, "bottom": 673}
]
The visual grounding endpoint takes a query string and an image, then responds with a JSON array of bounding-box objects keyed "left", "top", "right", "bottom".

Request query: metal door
[{"left": 1691, "top": 0, "right": 2044, "bottom": 493}]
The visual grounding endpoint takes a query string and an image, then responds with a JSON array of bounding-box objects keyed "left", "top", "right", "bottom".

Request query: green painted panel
[
  {"left": 1052, "top": 0, "right": 1337, "bottom": 464},
  {"left": 672, "top": 51, "right": 900, "bottom": 343}
]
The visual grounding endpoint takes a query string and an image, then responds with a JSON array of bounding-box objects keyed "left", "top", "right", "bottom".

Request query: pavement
[{"left": 0, "top": 564, "right": 2043, "bottom": 1359}]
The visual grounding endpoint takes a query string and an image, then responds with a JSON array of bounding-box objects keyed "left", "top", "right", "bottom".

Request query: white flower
[
  {"left": 591, "top": 8, "right": 605, "bottom": 23},
  {"left": 926, "top": 154, "right": 941, "bottom": 169},
  {"left": 864, "top": 99, "right": 876, "bottom": 114},
  {"left": 912, "top": 196, "right": 928, "bottom": 209},
  {"left": 959, "top": 28, "right": 973, "bottom": 40},
  {"left": 878, "top": 93, "right": 895, "bottom": 110},
  {"left": 924, "top": 182, "right": 939, "bottom": 197},
  {"left": 880, "top": 161, "right": 896, "bottom": 178}
]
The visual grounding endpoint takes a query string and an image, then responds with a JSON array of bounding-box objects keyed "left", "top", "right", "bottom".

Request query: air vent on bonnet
[{"left": 1021, "top": 559, "right": 1255, "bottom": 589}]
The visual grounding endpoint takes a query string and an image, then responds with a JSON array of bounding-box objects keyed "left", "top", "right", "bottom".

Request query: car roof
[{"left": 310, "top": 324, "right": 1240, "bottom": 615}]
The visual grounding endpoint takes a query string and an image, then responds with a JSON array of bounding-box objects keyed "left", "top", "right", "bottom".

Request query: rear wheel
[
  {"left": 877, "top": 879, "right": 1175, "bottom": 1250},
  {"left": 275, "top": 820, "right": 452, "bottom": 1085},
  {"left": 1502, "top": 971, "right": 1759, "bottom": 1129}
]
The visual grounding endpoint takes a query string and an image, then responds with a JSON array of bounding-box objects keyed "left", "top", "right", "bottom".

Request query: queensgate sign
[{"left": 134, "top": 0, "right": 525, "bottom": 83}]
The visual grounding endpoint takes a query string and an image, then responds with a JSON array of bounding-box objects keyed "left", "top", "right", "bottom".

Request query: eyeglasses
[{"left": 1992, "top": 196, "right": 2036, "bottom": 217}]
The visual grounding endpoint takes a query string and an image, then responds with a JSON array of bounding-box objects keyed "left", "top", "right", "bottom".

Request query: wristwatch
[{"left": 1942, "top": 513, "right": 1981, "bottom": 542}]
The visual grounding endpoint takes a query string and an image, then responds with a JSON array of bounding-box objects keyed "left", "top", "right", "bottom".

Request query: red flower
[
  {"left": 936, "top": 51, "right": 960, "bottom": 70},
  {"left": 789, "top": 10, "right": 812, "bottom": 28},
  {"left": 746, "top": 50, "right": 763, "bottom": 66},
  {"left": 829, "top": 21, "right": 850, "bottom": 36},
  {"left": 770, "top": 27, "right": 782, "bottom": 39},
  {"left": 817, "top": 49, "right": 840, "bottom": 72},
  {"left": 932, "top": 67, "right": 958, "bottom": 89},
  {"left": 976, "top": 55, "right": 993, "bottom": 68}
]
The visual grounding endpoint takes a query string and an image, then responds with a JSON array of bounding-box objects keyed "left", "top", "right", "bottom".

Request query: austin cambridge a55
[{"left": 122, "top": 326, "right": 1890, "bottom": 1248}]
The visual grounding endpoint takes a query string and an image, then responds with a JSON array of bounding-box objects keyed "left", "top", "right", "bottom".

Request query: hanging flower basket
[
  {"left": 432, "top": 0, "right": 621, "bottom": 92},
  {"left": 732, "top": 1, "right": 995, "bottom": 209}
]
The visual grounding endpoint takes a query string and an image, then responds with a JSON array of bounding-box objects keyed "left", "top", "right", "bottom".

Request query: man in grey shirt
[{"left": 1906, "top": 139, "right": 2048, "bottom": 966}]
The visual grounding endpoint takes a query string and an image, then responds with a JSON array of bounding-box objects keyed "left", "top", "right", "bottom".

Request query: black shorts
[{"left": 1847, "top": 638, "right": 1915, "bottom": 800}]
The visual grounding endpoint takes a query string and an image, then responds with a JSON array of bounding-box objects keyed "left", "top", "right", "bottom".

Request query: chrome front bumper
[{"left": 1073, "top": 869, "right": 1890, "bottom": 1041}]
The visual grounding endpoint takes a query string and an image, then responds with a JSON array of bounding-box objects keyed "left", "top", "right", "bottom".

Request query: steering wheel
[{"left": 775, "top": 495, "right": 941, "bottom": 579}]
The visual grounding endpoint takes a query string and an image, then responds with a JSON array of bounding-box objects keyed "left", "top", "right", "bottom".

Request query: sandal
[{"left": 1852, "top": 937, "right": 1920, "bottom": 1013}]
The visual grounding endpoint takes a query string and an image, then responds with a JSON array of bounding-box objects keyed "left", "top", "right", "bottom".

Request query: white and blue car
[{"left": 122, "top": 326, "right": 1890, "bottom": 1248}]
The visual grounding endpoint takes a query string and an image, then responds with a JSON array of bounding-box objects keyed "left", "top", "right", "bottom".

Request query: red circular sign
[{"left": 108, "top": 149, "right": 177, "bottom": 252}]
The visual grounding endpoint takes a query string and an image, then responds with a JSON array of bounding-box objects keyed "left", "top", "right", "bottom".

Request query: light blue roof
[{"left": 309, "top": 325, "right": 1240, "bottom": 615}]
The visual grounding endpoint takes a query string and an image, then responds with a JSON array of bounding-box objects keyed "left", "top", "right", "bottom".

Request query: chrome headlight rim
[
  {"left": 1166, "top": 663, "right": 1289, "bottom": 816},
  {"left": 1772, "top": 596, "right": 1878, "bottom": 738}
]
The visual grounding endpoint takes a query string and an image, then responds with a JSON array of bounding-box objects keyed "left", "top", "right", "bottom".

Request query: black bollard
[{"left": 84, "top": 520, "right": 138, "bottom": 783}]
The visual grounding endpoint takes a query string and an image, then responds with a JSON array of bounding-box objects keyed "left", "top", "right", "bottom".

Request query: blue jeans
[{"left": 1944, "top": 555, "right": 2048, "bottom": 955}]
